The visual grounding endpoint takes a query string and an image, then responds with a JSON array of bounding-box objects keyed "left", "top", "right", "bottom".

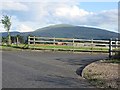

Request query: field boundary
[{"left": 28, "top": 36, "right": 120, "bottom": 58}]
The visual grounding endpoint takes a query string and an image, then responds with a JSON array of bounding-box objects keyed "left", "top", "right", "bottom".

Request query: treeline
[{"left": 2, "top": 35, "right": 25, "bottom": 45}]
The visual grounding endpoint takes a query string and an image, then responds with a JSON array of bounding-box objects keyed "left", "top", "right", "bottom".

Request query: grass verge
[
  {"left": 101, "top": 59, "right": 120, "bottom": 63},
  {"left": 1, "top": 44, "right": 109, "bottom": 53},
  {"left": 29, "top": 44, "right": 109, "bottom": 52}
]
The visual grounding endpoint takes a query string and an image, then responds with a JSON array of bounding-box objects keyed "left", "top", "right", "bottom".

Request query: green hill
[
  {"left": 2, "top": 24, "right": 119, "bottom": 40},
  {"left": 31, "top": 24, "right": 118, "bottom": 40}
]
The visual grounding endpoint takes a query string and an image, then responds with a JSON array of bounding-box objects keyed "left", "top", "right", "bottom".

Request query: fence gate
[{"left": 109, "top": 38, "right": 120, "bottom": 58}]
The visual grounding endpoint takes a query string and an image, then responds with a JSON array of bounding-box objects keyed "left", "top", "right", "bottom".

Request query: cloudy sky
[{"left": 0, "top": 0, "right": 119, "bottom": 33}]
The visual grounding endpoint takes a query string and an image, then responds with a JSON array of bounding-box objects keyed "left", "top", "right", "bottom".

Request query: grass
[
  {"left": 0, "top": 45, "right": 21, "bottom": 51},
  {"left": 1, "top": 44, "right": 109, "bottom": 52},
  {"left": 84, "top": 72, "right": 106, "bottom": 88},
  {"left": 29, "top": 44, "right": 109, "bottom": 52},
  {"left": 101, "top": 59, "right": 120, "bottom": 64},
  {"left": 0, "top": 44, "right": 29, "bottom": 51}
]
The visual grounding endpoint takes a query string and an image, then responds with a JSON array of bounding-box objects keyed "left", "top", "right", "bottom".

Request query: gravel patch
[{"left": 82, "top": 60, "right": 119, "bottom": 88}]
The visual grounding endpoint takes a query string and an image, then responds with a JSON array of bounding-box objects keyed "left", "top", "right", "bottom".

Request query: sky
[{"left": 0, "top": 0, "right": 119, "bottom": 33}]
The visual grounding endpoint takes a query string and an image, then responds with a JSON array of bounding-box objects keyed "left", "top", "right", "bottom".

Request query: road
[{"left": 2, "top": 51, "right": 108, "bottom": 88}]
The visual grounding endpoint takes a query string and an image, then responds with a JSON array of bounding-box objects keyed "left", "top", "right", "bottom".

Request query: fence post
[
  {"left": 73, "top": 38, "right": 74, "bottom": 52},
  {"left": 33, "top": 36, "right": 35, "bottom": 45},
  {"left": 33, "top": 36, "right": 35, "bottom": 49},
  {"left": 53, "top": 37, "right": 55, "bottom": 51},
  {"left": 53, "top": 37, "right": 55, "bottom": 45},
  {"left": 14, "top": 37, "right": 16, "bottom": 45},
  {"left": 91, "top": 39, "right": 93, "bottom": 53},
  {"left": 16, "top": 36, "right": 19, "bottom": 46},
  {"left": 109, "top": 38, "right": 112, "bottom": 59},
  {"left": 115, "top": 38, "right": 118, "bottom": 55},
  {"left": 28, "top": 36, "right": 30, "bottom": 48}
]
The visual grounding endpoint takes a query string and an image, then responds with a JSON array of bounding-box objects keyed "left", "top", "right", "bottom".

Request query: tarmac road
[{"left": 2, "top": 51, "right": 108, "bottom": 88}]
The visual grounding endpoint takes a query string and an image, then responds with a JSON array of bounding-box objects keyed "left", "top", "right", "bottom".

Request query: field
[{"left": 1, "top": 44, "right": 109, "bottom": 53}]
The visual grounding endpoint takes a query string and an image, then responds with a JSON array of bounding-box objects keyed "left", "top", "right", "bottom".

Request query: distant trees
[
  {"left": 2, "top": 37, "right": 8, "bottom": 44},
  {"left": 1, "top": 15, "right": 11, "bottom": 45},
  {"left": 16, "top": 34, "right": 24, "bottom": 44},
  {"left": 2, "top": 35, "right": 24, "bottom": 45}
]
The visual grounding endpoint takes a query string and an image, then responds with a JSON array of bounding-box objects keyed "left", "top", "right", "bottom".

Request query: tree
[
  {"left": 2, "top": 37, "right": 7, "bottom": 44},
  {"left": 16, "top": 34, "right": 24, "bottom": 44},
  {"left": 1, "top": 15, "right": 11, "bottom": 45}
]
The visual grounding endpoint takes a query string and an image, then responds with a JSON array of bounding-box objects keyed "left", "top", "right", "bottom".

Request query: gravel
[{"left": 82, "top": 60, "right": 119, "bottom": 88}]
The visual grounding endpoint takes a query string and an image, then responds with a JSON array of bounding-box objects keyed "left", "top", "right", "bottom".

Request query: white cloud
[
  {"left": 55, "top": 6, "right": 90, "bottom": 18},
  {"left": 53, "top": 7, "right": 118, "bottom": 32},
  {"left": 18, "top": 24, "right": 34, "bottom": 32},
  {"left": 0, "top": 1, "right": 118, "bottom": 33},
  {"left": 1, "top": 1, "right": 29, "bottom": 11},
  {"left": 0, "top": 23, "right": 6, "bottom": 32},
  {"left": 0, "top": 15, "right": 35, "bottom": 32},
  {"left": 10, "top": 16, "right": 36, "bottom": 32},
  {"left": 86, "top": 9, "right": 118, "bottom": 32},
  {"left": 1, "top": 0, "right": 119, "bottom": 2}
]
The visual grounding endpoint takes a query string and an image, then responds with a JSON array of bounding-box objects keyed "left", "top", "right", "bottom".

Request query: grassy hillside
[
  {"left": 32, "top": 24, "right": 118, "bottom": 40},
  {"left": 1, "top": 24, "right": 119, "bottom": 40}
]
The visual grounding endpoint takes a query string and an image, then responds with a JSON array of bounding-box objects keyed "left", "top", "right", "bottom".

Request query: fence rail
[{"left": 28, "top": 36, "right": 120, "bottom": 58}]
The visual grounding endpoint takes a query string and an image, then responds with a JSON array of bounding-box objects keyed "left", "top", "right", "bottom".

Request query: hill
[
  {"left": 1, "top": 24, "right": 119, "bottom": 40},
  {"left": 31, "top": 24, "right": 118, "bottom": 40}
]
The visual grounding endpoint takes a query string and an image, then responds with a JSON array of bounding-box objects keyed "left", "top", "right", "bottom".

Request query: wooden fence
[
  {"left": 28, "top": 36, "right": 120, "bottom": 58},
  {"left": 109, "top": 38, "right": 120, "bottom": 58}
]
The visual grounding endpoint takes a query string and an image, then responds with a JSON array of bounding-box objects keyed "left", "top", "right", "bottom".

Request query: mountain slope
[
  {"left": 1, "top": 24, "right": 118, "bottom": 40},
  {"left": 1, "top": 32, "right": 21, "bottom": 37},
  {"left": 31, "top": 24, "right": 118, "bottom": 40}
]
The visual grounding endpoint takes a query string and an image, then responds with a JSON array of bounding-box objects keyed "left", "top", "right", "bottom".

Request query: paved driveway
[{"left": 2, "top": 51, "right": 108, "bottom": 88}]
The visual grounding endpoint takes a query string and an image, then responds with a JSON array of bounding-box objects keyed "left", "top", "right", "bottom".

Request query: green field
[
  {"left": 29, "top": 44, "right": 108, "bottom": 52},
  {"left": 1, "top": 44, "right": 110, "bottom": 52}
]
